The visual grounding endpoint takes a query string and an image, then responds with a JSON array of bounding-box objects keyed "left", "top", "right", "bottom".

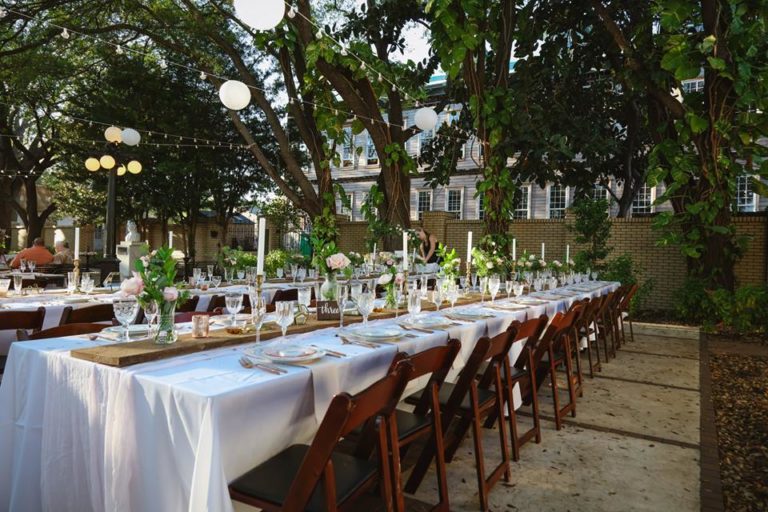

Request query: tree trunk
[
  {"left": 482, "top": 155, "right": 510, "bottom": 237},
  {"left": 22, "top": 178, "right": 55, "bottom": 246},
  {"left": 690, "top": 208, "right": 736, "bottom": 291}
]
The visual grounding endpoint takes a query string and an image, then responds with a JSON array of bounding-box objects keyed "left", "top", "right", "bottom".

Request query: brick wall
[{"left": 335, "top": 212, "right": 768, "bottom": 311}]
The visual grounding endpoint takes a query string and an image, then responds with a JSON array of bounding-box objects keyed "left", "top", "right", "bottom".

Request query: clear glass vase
[
  {"left": 154, "top": 301, "right": 178, "bottom": 344},
  {"left": 385, "top": 285, "right": 398, "bottom": 309},
  {"left": 320, "top": 273, "right": 337, "bottom": 301}
]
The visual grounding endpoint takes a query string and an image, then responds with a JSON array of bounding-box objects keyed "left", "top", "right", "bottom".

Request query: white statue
[{"left": 125, "top": 220, "right": 141, "bottom": 243}]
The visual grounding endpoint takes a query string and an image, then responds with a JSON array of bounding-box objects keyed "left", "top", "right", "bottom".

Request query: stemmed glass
[
  {"left": 113, "top": 296, "right": 139, "bottom": 342},
  {"left": 13, "top": 274, "right": 23, "bottom": 296},
  {"left": 394, "top": 284, "right": 404, "bottom": 318},
  {"left": 193, "top": 268, "right": 202, "bottom": 282},
  {"left": 430, "top": 288, "right": 443, "bottom": 311},
  {"left": 275, "top": 301, "right": 295, "bottom": 339},
  {"left": 291, "top": 264, "right": 299, "bottom": 283},
  {"left": 66, "top": 272, "right": 77, "bottom": 294},
  {"left": 297, "top": 287, "right": 312, "bottom": 309},
  {"left": 336, "top": 284, "right": 349, "bottom": 327},
  {"left": 28, "top": 260, "right": 36, "bottom": 274},
  {"left": 211, "top": 275, "right": 222, "bottom": 289},
  {"left": 207, "top": 265, "right": 215, "bottom": 277},
  {"left": 407, "top": 290, "right": 422, "bottom": 322},
  {"left": 446, "top": 282, "right": 460, "bottom": 311},
  {"left": 479, "top": 276, "right": 489, "bottom": 303},
  {"left": 249, "top": 288, "right": 267, "bottom": 343},
  {"left": 513, "top": 283, "right": 525, "bottom": 299},
  {"left": 506, "top": 279, "right": 514, "bottom": 300},
  {"left": 225, "top": 291, "right": 243, "bottom": 326},
  {"left": 297, "top": 268, "right": 307, "bottom": 283},
  {"left": 81, "top": 276, "right": 94, "bottom": 294},
  {"left": 356, "top": 291, "right": 375, "bottom": 325},
  {"left": 237, "top": 269, "right": 245, "bottom": 281},
  {"left": 489, "top": 274, "right": 501, "bottom": 304},
  {"left": 143, "top": 301, "right": 158, "bottom": 338},
  {"left": 276, "top": 268, "right": 284, "bottom": 279}
]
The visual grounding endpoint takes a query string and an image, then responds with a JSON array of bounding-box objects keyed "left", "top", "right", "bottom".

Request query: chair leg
[
  {"left": 563, "top": 341, "right": 578, "bottom": 418},
  {"left": 469, "top": 385, "right": 489, "bottom": 511},
  {"left": 583, "top": 330, "right": 595, "bottom": 379},
  {"left": 387, "top": 416, "right": 406, "bottom": 512},
  {"left": 430, "top": 384, "right": 450, "bottom": 512},
  {"left": 493, "top": 370, "right": 511, "bottom": 483},
  {"left": 571, "top": 331, "right": 584, "bottom": 397},
  {"left": 629, "top": 316, "right": 635, "bottom": 343},
  {"left": 549, "top": 355, "right": 563, "bottom": 430}
]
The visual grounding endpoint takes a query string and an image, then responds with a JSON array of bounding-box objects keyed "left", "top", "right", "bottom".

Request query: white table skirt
[{"left": 0, "top": 282, "right": 617, "bottom": 512}]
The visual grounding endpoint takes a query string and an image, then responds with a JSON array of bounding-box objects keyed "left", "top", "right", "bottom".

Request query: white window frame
[
  {"left": 735, "top": 175, "right": 758, "bottom": 213},
  {"left": 682, "top": 79, "right": 705, "bottom": 93},
  {"left": 513, "top": 185, "right": 532, "bottom": 219},
  {"left": 445, "top": 187, "right": 464, "bottom": 220},
  {"left": 592, "top": 183, "right": 610, "bottom": 202},
  {"left": 631, "top": 184, "right": 656, "bottom": 215},
  {"left": 546, "top": 184, "right": 569, "bottom": 219},
  {"left": 341, "top": 127, "right": 353, "bottom": 167},
  {"left": 417, "top": 190, "right": 433, "bottom": 220},
  {"left": 365, "top": 133, "right": 378, "bottom": 166},
  {"left": 339, "top": 192, "right": 354, "bottom": 220}
]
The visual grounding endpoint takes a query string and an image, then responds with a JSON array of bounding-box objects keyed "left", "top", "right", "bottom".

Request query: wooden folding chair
[
  {"left": 0, "top": 307, "right": 45, "bottom": 375},
  {"left": 229, "top": 361, "right": 413, "bottom": 512},
  {"left": 540, "top": 309, "right": 581, "bottom": 430},
  {"left": 366, "top": 339, "right": 461, "bottom": 512},
  {"left": 594, "top": 291, "right": 618, "bottom": 360},
  {"left": 176, "top": 295, "right": 200, "bottom": 313},
  {"left": 17, "top": 322, "right": 106, "bottom": 341},
  {"left": 406, "top": 327, "right": 518, "bottom": 511},
  {"left": 576, "top": 297, "right": 603, "bottom": 377},
  {"left": 618, "top": 284, "right": 639, "bottom": 344},
  {"left": 206, "top": 293, "right": 250, "bottom": 313},
  {"left": 59, "top": 303, "right": 115, "bottom": 325},
  {"left": 271, "top": 288, "right": 298, "bottom": 304}
]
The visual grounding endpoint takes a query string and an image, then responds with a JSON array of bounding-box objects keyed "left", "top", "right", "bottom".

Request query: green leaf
[{"left": 707, "top": 56, "right": 726, "bottom": 70}]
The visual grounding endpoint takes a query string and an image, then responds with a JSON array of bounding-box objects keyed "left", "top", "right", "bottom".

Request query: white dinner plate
[
  {"left": 513, "top": 298, "right": 548, "bottom": 305},
  {"left": 247, "top": 344, "right": 325, "bottom": 363},
  {"left": 490, "top": 302, "right": 528, "bottom": 310},
  {"left": 342, "top": 325, "right": 404, "bottom": 341},
  {"left": 102, "top": 324, "right": 150, "bottom": 339},
  {"left": 401, "top": 315, "right": 454, "bottom": 329},
  {"left": 210, "top": 313, "right": 252, "bottom": 326},
  {"left": 445, "top": 309, "right": 495, "bottom": 321}
]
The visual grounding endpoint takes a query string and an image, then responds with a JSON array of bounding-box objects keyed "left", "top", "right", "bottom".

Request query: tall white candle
[
  {"left": 541, "top": 242, "right": 545, "bottom": 259},
  {"left": 512, "top": 238, "right": 516, "bottom": 261},
  {"left": 466, "top": 231, "right": 473, "bottom": 268},
  {"left": 402, "top": 231, "right": 408, "bottom": 270},
  {"left": 372, "top": 243, "right": 377, "bottom": 263},
  {"left": 566, "top": 244, "right": 570, "bottom": 263},
  {"left": 168, "top": 231, "right": 173, "bottom": 249},
  {"left": 74, "top": 227, "right": 80, "bottom": 260},
  {"left": 256, "top": 218, "right": 266, "bottom": 275}
]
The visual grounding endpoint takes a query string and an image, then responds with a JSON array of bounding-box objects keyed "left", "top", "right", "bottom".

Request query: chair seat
[
  {"left": 406, "top": 382, "right": 496, "bottom": 412},
  {"left": 229, "top": 444, "right": 378, "bottom": 512},
  {"left": 396, "top": 409, "right": 432, "bottom": 440},
  {"left": 507, "top": 366, "right": 529, "bottom": 382}
]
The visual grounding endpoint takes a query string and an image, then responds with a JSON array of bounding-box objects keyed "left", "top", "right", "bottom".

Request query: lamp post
[{"left": 84, "top": 126, "right": 143, "bottom": 259}]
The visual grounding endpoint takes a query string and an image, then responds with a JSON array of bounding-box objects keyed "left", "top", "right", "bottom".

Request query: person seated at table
[
  {"left": 417, "top": 227, "right": 442, "bottom": 264},
  {"left": 10, "top": 238, "right": 53, "bottom": 268},
  {"left": 52, "top": 240, "right": 73, "bottom": 265}
]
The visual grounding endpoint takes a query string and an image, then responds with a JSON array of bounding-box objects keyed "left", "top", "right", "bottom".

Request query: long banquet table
[{"left": 0, "top": 281, "right": 618, "bottom": 512}]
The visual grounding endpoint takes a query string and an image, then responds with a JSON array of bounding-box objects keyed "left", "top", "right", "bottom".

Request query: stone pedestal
[{"left": 117, "top": 241, "right": 145, "bottom": 279}]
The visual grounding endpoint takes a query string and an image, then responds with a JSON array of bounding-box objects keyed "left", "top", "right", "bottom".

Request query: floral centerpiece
[
  {"left": 471, "top": 247, "right": 504, "bottom": 278},
  {"left": 377, "top": 257, "right": 405, "bottom": 309},
  {"left": 125, "top": 246, "right": 190, "bottom": 344},
  {"left": 516, "top": 251, "right": 547, "bottom": 273},
  {"left": 312, "top": 241, "right": 352, "bottom": 300},
  {"left": 347, "top": 251, "right": 365, "bottom": 267},
  {"left": 437, "top": 244, "right": 461, "bottom": 281}
]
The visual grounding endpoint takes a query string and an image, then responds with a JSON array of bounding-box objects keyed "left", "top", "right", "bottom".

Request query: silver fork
[{"left": 238, "top": 356, "right": 285, "bottom": 375}]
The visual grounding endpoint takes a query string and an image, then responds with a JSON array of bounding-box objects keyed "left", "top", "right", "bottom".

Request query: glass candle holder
[{"left": 191, "top": 314, "right": 210, "bottom": 338}]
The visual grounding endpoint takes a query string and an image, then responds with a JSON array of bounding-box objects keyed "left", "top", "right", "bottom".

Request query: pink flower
[
  {"left": 326, "top": 253, "right": 350, "bottom": 271},
  {"left": 163, "top": 286, "right": 179, "bottom": 302},
  {"left": 120, "top": 274, "right": 144, "bottom": 296},
  {"left": 394, "top": 272, "right": 405, "bottom": 285}
]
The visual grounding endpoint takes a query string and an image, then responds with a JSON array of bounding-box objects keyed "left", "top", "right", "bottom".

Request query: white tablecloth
[{"left": 0, "top": 282, "right": 617, "bottom": 512}]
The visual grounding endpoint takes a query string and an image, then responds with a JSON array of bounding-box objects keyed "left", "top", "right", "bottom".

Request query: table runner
[{"left": 0, "top": 281, "right": 617, "bottom": 512}]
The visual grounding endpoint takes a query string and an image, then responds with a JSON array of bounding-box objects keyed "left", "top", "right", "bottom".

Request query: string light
[{"left": 60, "top": 28, "right": 70, "bottom": 39}]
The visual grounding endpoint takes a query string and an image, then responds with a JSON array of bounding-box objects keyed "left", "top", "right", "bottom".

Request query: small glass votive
[
  {"left": 0, "top": 278, "right": 10, "bottom": 298},
  {"left": 191, "top": 314, "right": 210, "bottom": 338}
]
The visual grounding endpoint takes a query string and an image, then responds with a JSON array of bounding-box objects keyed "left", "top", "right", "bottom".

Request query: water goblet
[
  {"left": 143, "top": 301, "right": 159, "bottom": 338},
  {"left": 407, "top": 290, "right": 422, "bottom": 322},
  {"left": 488, "top": 274, "right": 501, "bottom": 304},
  {"left": 446, "top": 282, "right": 460, "bottom": 310},
  {"left": 211, "top": 275, "right": 222, "bottom": 288},
  {"left": 513, "top": 283, "right": 525, "bottom": 298},
  {"left": 336, "top": 284, "right": 349, "bottom": 327},
  {"left": 297, "top": 287, "right": 312, "bottom": 308},
  {"left": 66, "top": 272, "right": 78, "bottom": 294},
  {"left": 12, "top": 274, "right": 23, "bottom": 296},
  {"left": 207, "top": 265, "right": 215, "bottom": 277},
  {"left": 356, "top": 291, "right": 375, "bottom": 325},
  {"left": 81, "top": 276, "right": 94, "bottom": 294},
  {"left": 19, "top": 259, "right": 27, "bottom": 272},
  {"left": 506, "top": 280, "right": 514, "bottom": 300},
  {"left": 113, "top": 296, "right": 139, "bottom": 342},
  {"left": 249, "top": 288, "right": 267, "bottom": 343},
  {"left": 479, "top": 276, "right": 489, "bottom": 303},
  {"left": 430, "top": 288, "right": 443, "bottom": 311},
  {"left": 290, "top": 264, "right": 298, "bottom": 283},
  {"left": 275, "top": 301, "right": 295, "bottom": 339},
  {"left": 350, "top": 282, "right": 363, "bottom": 303},
  {"left": 276, "top": 268, "right": 284, "bottom": 279},
  {"left": 591, "top": 271, "right": 598, "bottom": 281},
  {"left": 28, "top": 260, "right": 36, "bottom": 274},
  {"left": 225, "top": 291, "right": 243, "bottom": 326},
  {"left": 297, "top": 268, "right": 307, "bottom": 282},
  {"left": 193, "top": 268, "right": 202, "bottom": 282},
  {"left": 236, "top": 270, "right": 245, "bottom": 281}
]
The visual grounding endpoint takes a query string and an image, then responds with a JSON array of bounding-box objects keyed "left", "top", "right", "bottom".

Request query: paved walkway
[{"left": 409, "top": 328, "right": 702, "bottom": 511}]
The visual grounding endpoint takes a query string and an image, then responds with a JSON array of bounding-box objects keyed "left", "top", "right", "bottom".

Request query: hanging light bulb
[
  {"left": 414, "top": 107, "right": 438, "bottom": 131},
  {"left": 219, "top": 80, "right": 251, "bottom": 110},
  {"left": 287, "top": 5, "right": 296, "bottom": 18},
  {"left": 61, "top": 28, "right": 70, "bottom": 39},
  {"left": 121, "top": 128, "right": 141, "bottom": 146},
  {"left": 316, "top": 28, "right": 323, "bottom": 39},
  {"left": 116, "top": 45, "right": 124, "bottom": 55},
  {"left": 104, "top": 126, "right": 122, "bottom": 143},
  {"left": 199, "top": 71, "right": 206, "bottom": 80}
]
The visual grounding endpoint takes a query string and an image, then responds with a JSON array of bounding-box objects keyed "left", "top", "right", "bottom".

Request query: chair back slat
[
  {"left": 0, "top": 307, "right": 46, "bottom": 331},
  {"left": 59, "top": 304, "right": 115, "bottom": 325},
  {"left": 17, "top": 322, "right": 106, "bottom": 341},
  {"left": 177, "top": 295, "right": 200, "bottom": 313},
  {"left": 282, "top": 362, "right": 412, "bottom": 511},
  {"left": 512, "top": 315, "right": 548, "bottom": 371},
  {"left": 271, "top": 289, "right": 298, "bottom": 304}
]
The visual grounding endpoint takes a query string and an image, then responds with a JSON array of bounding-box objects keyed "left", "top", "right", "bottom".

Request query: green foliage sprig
[{"left": 134, "top": 246, "right": 189, "bottom": 307}]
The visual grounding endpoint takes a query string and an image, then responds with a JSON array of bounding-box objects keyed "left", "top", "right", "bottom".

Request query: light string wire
[{"left": 3, "top": 6, "right": 468, "bottom": 140}]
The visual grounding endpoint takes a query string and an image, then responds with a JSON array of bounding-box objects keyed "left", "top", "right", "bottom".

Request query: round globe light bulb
[
  {"left": 233, "top": 0, "right": 285, "bottom": 31},
  {"left": 121, "top": 128, "right": 141, "bottom": 146},
  {"left": 414, "top": 107, "right": 438, "bottom": 131},
  {"left": 99, "top": 155, "right": 116, "bottom": 169},
  {"left": 219, "top": 80, "right": 251, "bottom": 111},
  {"left": 117, "top": 165, "right": 127, "bottom": 176},
  {"left": 85, "top": 157, "right": 100, "bottom": 171},
  {"left": 127, "top": 160, "right": 142, "bottom": 174},
  {"left": 104, "top": 126, "right": 122, "bottom": 143}
]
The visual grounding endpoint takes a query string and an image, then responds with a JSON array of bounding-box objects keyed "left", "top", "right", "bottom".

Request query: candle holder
[
  {"left": 73, "top": 258, "right": 81, "bottom": 293},
  {"left": 465, "top": 263, "right": 472, "bottom": 294},
  {"left": 255, "top": 273, "right": 264, "bottom": 298}
]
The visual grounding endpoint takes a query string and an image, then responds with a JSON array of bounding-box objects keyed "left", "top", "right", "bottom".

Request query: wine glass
[
  {"left": 19, "top": 259, "right": 27, "bottom": 272},
  {"left": 113, "top": 296, "right": 139, "bottom": 342},
  {"left": 143, "top": 301, "right": 158, "bottom": 338},
  {"left": 592, "top": 271, "right": 598, "bottom": 281},
  {"left": 506, "top": 279, "right": 514, "bottom": 300},
  {"left": 211, "top": 275, "right": 222, "bottom": 288},
  {"left": 28, "top": 260, "right": 36, "bottom": 274},
  {"left": 479, "top": 276, "right": 489, "bottom": 303},
  {"left": 394, "top": 284, "right": 404, "bottom": 318},
  {"left": 290, "top": 264, "right": 298, "bottom": 283},
  {"left": 336, "top": 284, "right": 349, "bottom": 328},
  {"left": 81, "top": 276, "right": 94, "bottom": 294},
  {"left": 225, "top": 291, "right": 243, "bottom": 326},
  {"left": 297, "top": 287, "right": 312, "bottom": 308},
  {"left": 275, "top": 301, "right": 295, "bottom": 339},
  {"left": 237, "top": 270, "right": 245, "bottom": 281},
  {"left": 66, "top": 272, "right": 77, "bottom": 294},
  {"left": 297, "top": 268, "right": 307, "bottom": 283},
  {"left": 207, "top": 265, "right": 214, "bottom": 277},
  {"left": 193, "top": 268, "right": 202, "bottom": 282},
  {"left": 513, "top": 283, "right": 525, "bottom": 299},
  {"left": 430, "top": 288, "right": 443, "bottom": 311},
  {"left": 356, "top": 291, "right": 375, "bottom": 326},
  {"left": 276, "top": 268, "right": 284, "bottom": 279},
  {"left": 446, "top": 282, "right": 460, "bottom": 310},
  {"left": 249, "top": 289, "right": 267, "bottom": 343},
  {"left": 13, "top": 274, "right": 23, "bottom": 296},
  {"left": 407, "top": 290, "right": 422, "bottom": 322},
  {"left": 350, "top": 282, "right": 363, "bottom": 304},
  {"left": 488, "top": 275, "right": 501, "bottom": 304}
]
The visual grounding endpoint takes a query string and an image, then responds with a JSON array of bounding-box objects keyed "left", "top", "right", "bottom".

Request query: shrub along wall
[{"left": 337, "top": 212, "right": 768, "bottom": 311}]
